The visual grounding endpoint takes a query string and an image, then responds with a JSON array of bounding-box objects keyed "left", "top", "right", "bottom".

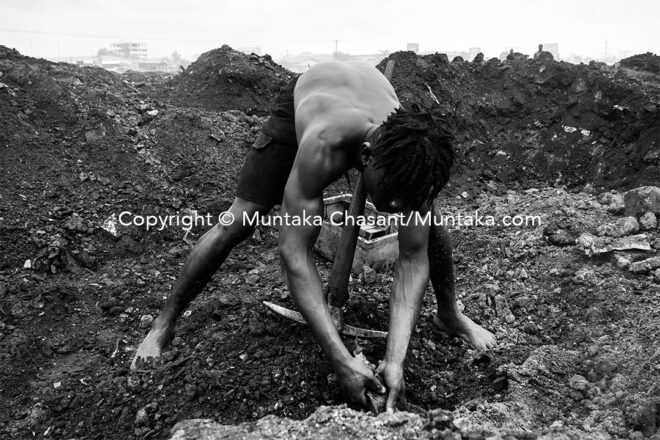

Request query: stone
[
  {"left": 629, "top": 256, "right": 660, "bottom": 274},
  {"left": 598, "top": 192, "right": 625, "bottom": 214},
  {"left": 615, "top": 255, "right": 631, "bottom": 269},
  {"left": 362, "top": 265, "right": 377, "bottom": 284},
  {"left": 545, "top": 229, "right": 575, "bottom": 246},
  {"left": 598, "top": 216, "right": 639, "bottom": 237},
  {"left": 140, "top": 315, "right": 154, "bottom": 328},
  {"left": 248, "top": 317, "right": 265, "bottom": 336},
  {"left": 639, "top": 212, "right": 657, "bottom": 230},
  {"left": 568, "top": 374, "right": 589, "bottom": 392},
  {"left": 135, "top": 407, "right": 149, "bottom": 426},
  {"left": 244, "top": 274, "right": 261, "bottom": 285},
  {"left": 624, "top": 186, "right": 660, "bottom": 216},
  {"left": 216, "top": 292, "right": 240, "bottom": 308},
  {"left": 494, "top": 294, "right": 515, "bottom": 323}
]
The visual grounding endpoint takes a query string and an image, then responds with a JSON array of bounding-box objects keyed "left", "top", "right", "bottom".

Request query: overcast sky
[{"left": 0, "top": 0, "right": 658, "bottom": 61}]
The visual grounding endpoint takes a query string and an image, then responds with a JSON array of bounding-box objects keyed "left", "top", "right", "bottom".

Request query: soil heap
[
  {"left": 0, "top": 45, "right": 659, "bottom": 440},
  {"left": 167, "top": 45, "right": 295, "bottom": 115}
]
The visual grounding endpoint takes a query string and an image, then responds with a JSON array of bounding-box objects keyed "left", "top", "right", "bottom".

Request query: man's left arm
[{"left": 379, "top": 208, "right": 431, "bottom": 412}]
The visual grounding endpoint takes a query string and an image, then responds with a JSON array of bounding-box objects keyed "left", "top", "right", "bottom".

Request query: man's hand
[
  {"left": 377, "top": 360, "right": 405, "bottom": 413},
  {"left": 337, "top": 356, "right": 386, "bottom": 406}
]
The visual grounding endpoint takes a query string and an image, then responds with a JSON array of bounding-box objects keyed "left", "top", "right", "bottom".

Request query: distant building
[
  {"left": 137, "top": 61, "right": 169, "bottom": 72},
  {"left": 407, "top": 43, "right": 419, "bottom": 53},
  {"left": 110, "top": 42, "right": 148, "bottom": 59}
]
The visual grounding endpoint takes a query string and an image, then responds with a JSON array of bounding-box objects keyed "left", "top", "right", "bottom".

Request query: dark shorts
[{"left": 236, "top": 76, "right": 300, "bottom": 206}]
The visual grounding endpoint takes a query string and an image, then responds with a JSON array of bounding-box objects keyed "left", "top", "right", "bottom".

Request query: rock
[
  {"left": 492, "top": 376, "right": 508, "bottom": 392},
  {"left": 653, "top": 268, "right": 660, "bottom": 280},
  {"left": 107, "top": 306, "right": 124, "bottom": 316},
  {"left": 494, "top": 294, "right": 515, "bottom": 323},
  {"left": 545, "top": 228, "right": 575, "bottom": 246},
  {"left": 244, "top": 274, "right": 260, "bottom": 285},
  {"left": 598, "top": 192, "right": 625, "bottom": 214},
  {"left": 135, "top": 407, "right": 149, "bottom": 426},
  {"left": 629, "top": 257, "right": 660, "bottom": 274},
  {"left": 639, "top": 212, "right": 657, "bottom": 230},
  {"left": 516, "top": 268, "right": 529, "bottom": 279},
  {"left": 362, "top": 265, "right": 377, "bottom": 284},
  {"left": 248, "top": 317, "right": 265, "bottom": 335},
  {"left": 599, "top": 217, "right": 639, "bottom": 237},
  {"left": 624, "top": 186, "right": 660, "bottom": 216},
  {"left": 216, "top": 292, "right": 240, "bottom": 308},
  {"left": 425, "top": 408, "right": 454, "bottom": 430},
  {"left": 615, "top": 255, "right": 631, "bottom": 269},
  {"left": 568, "top": 374, "right": 589, "bottom": 392},
  {"left": 28, "top": 403, "right": 49, "bottom": 427},
  {"left": 140, "top": 314, "right": 154, "bottom": 328}
]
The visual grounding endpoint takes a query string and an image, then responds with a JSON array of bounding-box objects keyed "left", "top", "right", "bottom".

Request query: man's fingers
[
  {"left": 386, "top": 386, "right": 399, "bottom": 413},
  {"left": 367, "top": 374, "right": 386, "bottom": 394}
]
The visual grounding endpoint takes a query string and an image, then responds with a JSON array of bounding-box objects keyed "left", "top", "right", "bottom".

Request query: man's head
[
  {"left": 538, "top": 44, "right": 543, "bottom": 51},
  {"left": 360, "top": 105, "right": 455, "bottom": 213}
]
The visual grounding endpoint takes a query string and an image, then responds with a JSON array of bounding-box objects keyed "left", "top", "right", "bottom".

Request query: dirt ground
[{"left": 0, "top": 45, "right": 659, "bottom": 439}]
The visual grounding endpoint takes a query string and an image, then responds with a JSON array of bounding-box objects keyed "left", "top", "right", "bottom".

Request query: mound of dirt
[
  {"left": 620, "top": 52, "right": 660, "bottom": 74},
  {"left": 1, "top": 46, "right": 660, "bottom": 440},
  {"left": 377, "top": 50, "right": 660, "bottom": 192},
  {"left": 167, "top": 45, "right": 296, "bottom": 115}
]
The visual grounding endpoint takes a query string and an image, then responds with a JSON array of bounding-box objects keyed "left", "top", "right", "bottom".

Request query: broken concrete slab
[
  {"left": 576, "top": 233, "right": 651, "bottom": 256},
  {"left": 629, "top": 256, "right": 660, "bottom": 274}
]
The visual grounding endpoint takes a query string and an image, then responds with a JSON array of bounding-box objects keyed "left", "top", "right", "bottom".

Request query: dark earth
[{"left": 0, "top": 45, "right": 659, "bottom": 439}]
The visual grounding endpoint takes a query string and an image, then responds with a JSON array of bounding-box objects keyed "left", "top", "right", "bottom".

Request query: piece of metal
[{"left": 263, "top": 301, "right": 387, "bottom": 339}]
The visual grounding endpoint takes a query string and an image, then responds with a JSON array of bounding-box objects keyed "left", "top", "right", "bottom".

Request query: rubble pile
[
  {"left": 0, "top": 45, "right": 659, "bottom": 440},
  {"left": 620, "top": 52, "right": 660, "bottom": 75},
  {"left": 167, "top": 45, "right": 296, "bottom": 115},
  {"left": 378, "top": 51, "right": 660, "bottom": 191}
]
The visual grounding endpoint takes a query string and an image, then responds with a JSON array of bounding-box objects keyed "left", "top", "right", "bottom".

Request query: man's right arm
[{"left": 278, "top": 137, "right": 385, "bottom": 405}]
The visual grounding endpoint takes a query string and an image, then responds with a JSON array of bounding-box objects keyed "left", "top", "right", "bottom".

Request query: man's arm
[
  {"left": 379, "top": 208, "right": 431, "bottom": 412},
  {"left": 278, "top": 139, "right": 385, "bottom": 405}
]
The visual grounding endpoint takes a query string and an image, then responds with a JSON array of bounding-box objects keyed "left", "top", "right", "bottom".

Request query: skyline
[{"left": 1, "top": 0, "right": 658, "bottom": 62}]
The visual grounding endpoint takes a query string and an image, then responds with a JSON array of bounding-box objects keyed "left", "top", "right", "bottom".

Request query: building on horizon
[
  {"left": 110, "top": 42, "right": 148, "bottom": 59},
  {"left": 407, "top": 43, "right": 419, "bottom": 53}
]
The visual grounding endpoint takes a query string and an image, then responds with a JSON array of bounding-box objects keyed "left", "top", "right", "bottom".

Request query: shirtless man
[{"left": 132, "top": 60, "right": 496, "bottom": 412}]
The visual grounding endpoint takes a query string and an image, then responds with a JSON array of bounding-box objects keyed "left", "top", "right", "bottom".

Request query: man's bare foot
[
  {"left": 130, "top": 326, "right": 173, "bottom": 370},
  {"left": 433, "top": 311, "right": 497, "bottom": 350}
]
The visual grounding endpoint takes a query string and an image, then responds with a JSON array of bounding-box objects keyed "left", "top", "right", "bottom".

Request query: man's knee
[{"left": 215, "top": 198, "right": 272, "bottom": 245}]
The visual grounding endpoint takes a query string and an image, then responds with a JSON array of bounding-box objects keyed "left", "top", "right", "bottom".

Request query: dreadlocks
[{"left": 371, "top": 104, "right": 455, "bottom": 208}]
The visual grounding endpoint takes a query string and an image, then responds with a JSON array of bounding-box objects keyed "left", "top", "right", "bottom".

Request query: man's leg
[
  {"left": 132, "top": 197, "right": 272, "bottom": 368},
  {"left": 428, "top": 206, "right": 497, "bottom": 350}
]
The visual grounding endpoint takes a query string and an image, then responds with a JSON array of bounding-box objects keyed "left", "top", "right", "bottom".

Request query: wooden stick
[{"left": 327, "top": 60, "right": 396, "bottom": 308}]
